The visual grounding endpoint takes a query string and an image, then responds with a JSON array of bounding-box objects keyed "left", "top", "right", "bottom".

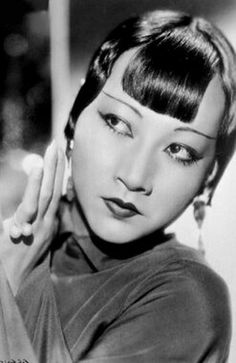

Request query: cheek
[
  {"left": 71, "top": 120, "right": 123, "bottom": 191},
  {"left": 149, "top": 163, "right": 210, "bottom": 221}
]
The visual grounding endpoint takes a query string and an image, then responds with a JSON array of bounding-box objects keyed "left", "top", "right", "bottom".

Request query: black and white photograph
[{"left": 0, "top": 0, "right": 236, "bottom": 362}]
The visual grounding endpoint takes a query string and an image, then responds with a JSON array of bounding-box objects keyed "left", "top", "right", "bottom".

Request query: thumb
[{"left": 0, "top": 203, "right": 3, "bottom": 232}]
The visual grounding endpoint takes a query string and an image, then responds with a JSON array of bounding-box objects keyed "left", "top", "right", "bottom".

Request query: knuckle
[
  {"left": 17, "top": 202, "right": 23, "bottom": 214},
  {"left": 32, "top": 171, "right": 43, "bottom": 181},
  {"left": 24, "top": 205, "right": 36, "bottom": 217},
  {"left": 52, "top": 191, "right": 60, "bottom": 202},
  {"left": 41, "top": 192, "right": 52, "bottom": 204},
  {"left": 44, "top": 216, "right": 54, "bottom": 229}
]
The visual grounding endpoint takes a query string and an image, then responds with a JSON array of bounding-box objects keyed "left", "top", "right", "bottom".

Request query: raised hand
[{"left": 0, "top": 140, "right": 65, "bottom": 295}]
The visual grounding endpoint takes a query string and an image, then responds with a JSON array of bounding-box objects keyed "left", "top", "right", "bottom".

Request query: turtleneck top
[{"left": 0, "top": 201, "right": 231, "bottom": 362}]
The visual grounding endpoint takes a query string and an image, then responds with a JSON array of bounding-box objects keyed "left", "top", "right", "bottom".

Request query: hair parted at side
[{"left": 65, "top": 9, "right": 236, "bottom": 202}]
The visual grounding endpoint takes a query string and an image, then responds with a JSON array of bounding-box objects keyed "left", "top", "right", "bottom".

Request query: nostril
[
  {"left": 134, "top": 186, "right": 146, "bottom": 193},
  {"left": 145, "top": 186, "right": 153, "bottom": 196},
  {"left": 115, "top": 176, "right": 153, "bottom": 195}
]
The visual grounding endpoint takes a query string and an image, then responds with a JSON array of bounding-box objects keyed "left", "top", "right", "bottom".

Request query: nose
[{"left": 116, "top": 146, "right": 154, "bottom": 196}]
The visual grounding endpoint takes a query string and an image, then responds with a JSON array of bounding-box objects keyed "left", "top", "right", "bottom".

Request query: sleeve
[
  {"left": 81, "top": 261, "right": 232, "bottom": 363},
  {"left": 15, "top": 254, "right": 73, "bottom": 363},
  {"left": 0, "top": 260, "right": 38, "bottom": 362},
  {"left": 0, "top": 254, "right": 71, "bottom": 363}
]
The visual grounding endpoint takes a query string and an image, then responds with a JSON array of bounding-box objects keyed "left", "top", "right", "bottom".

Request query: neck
[
  {"left": 71, "top": 199, "right": 91, "bottom": 237},
  {"left": 67, "top": 199, "right": 170, "bottom": 260},
  {"left": 89, "top": 229, "right": 170, "bottom": 260}
]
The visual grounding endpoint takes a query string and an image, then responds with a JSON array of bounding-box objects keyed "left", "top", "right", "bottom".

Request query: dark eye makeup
[
  {"left": 98, "top": 111, "right": 133, "bottom": 137},
  {"left": 165, "top": 143, "right": 203, "bottom": 166},
  {"left": 98, "top": 110, "right": 203, "bottom": 167}
]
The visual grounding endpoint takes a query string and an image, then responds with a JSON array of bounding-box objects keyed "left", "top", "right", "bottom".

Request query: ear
[
  {"left": 63, "top": 139, "right": 74, "bottom": 196},
  {"left": 205, "top": 160, "right": 219, "bottom": 188},
  {"left": 200, "top": 160, "right": 219, "bottom": 205},
  {"left": 66, "top": 139, "right": 74, "bottom": 160}
]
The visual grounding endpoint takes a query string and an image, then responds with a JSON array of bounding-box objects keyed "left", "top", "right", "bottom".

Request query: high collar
[{"left": 51, "top": 199, "right": 174, "bottom": 275}]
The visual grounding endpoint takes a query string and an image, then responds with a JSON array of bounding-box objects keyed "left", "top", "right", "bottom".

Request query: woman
[{"left": 0, "top": 9, "right": 236, "bottom": 363}]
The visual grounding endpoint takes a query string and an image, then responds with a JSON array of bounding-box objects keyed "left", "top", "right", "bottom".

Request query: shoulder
[
  {"left": 136, "top": 238, "right": 230, "bottom": 301},
  {"left": 99, "top": 241, "right": 232, "bottom": 362},
  {"left": 125, "top": 240, "right": 231, "bottom": 358},
  {"left": 133, "top": 240, "right": 231, "bottom": 324}
]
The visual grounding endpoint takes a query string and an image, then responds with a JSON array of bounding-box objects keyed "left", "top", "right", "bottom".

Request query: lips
[{"left": 103, "top": 197, "right": 141, "bottom": 219}]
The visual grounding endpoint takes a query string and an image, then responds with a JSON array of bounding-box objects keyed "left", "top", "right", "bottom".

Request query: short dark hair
[{"left": 65, "top": 10, "right": 236, "bottom": 202}]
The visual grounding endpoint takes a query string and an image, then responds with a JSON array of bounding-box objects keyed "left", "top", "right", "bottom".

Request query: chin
[
  {"left": 91, "top": 219, "right": 160, "bottom": 245},
  {"left": 92, "top": 227, "right": 137, "bottom": 244},
  {"left": 88, "top": 217, "right": 144, "bottom": 244}
]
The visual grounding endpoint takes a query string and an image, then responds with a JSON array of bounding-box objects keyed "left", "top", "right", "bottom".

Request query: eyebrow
[
  {"left": 174, "top": 126, "right": 217, "bottom": 140},
  {"left": 102, "top": 91, "right": 217, "bottom": 140},
  {"left": 102, "top": 91, "right": 143, "bottom": 118}
]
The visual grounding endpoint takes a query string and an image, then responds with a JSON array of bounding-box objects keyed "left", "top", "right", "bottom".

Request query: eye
[
  {"left": 98, "top": 111, "right": 133, "bottom": 137},
  {"left": 165, "top": 143, "right": 202, "bottom": 166}
]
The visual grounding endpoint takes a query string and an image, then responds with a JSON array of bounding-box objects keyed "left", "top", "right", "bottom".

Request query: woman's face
[{"left": 72, "top": 50, "right": 225, "bottom": 243}]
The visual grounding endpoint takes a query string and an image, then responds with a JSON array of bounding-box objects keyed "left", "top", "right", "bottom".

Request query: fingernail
[
  {"left": 45, "top": 139, "right": 57, "bottom": 158},
  {"left": 35, "top": 156, "right": 44, "bottom": 168},
  {"left": 30, "top": 156, "right": 43, "bottom": 176},
  {"left": 32, "top": 165, "right": 43, "bottom": 177},
  {"left": 57, "top": 147, "right": 64, "bottom": 158},
  {"left": 49, "top": 139, "right": 56, "bottom": 150}
]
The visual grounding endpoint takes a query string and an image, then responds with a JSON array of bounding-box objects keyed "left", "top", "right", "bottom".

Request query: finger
[
  {"left": 38, "top": 140, "right": 58, "bottom": 217},
  {"left": 47, "top": 147, "right": 65, "bottom": 218},
  {"left": 0, "top": 204, "right": 3, "bottom": 232},
  {"left": 15, "top": 164, "right": 43, "bottom": 225}
]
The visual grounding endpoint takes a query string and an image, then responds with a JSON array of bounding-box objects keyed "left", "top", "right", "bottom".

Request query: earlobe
[
  {"left": 66, "top": 139, "right": 74, "bottom": 160},
  {"left": 63, "top": 138, "right": 75, "bottom": 201},
  {"left": 205, "top": 160, "right": 219, "bottom": 186},
  {"left": 201, "top": 160, "right": 219, "bottom": 206},
  {"left": 192, "top": 160, "right": 218, "bottom": 255}
]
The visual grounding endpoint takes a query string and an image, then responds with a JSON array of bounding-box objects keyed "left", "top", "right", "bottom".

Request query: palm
[{"left": 0, "top": 141, "right": 65, "bottom": 295}]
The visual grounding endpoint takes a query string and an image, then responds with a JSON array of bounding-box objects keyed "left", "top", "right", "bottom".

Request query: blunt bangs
[
  {"left": 122, "top": 28, "right": 218, "bottom": 123},
  {"left": 66, "top": 9, "right": 236, "bottom": 201}
]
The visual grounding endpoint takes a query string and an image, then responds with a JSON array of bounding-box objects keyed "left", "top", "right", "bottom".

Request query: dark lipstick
[{"left": 103, "top": 197, "right": 141, "bottom": 218}]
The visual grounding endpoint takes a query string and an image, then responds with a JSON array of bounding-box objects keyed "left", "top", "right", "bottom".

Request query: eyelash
[
  {"left": 98, "top": 111, "right": 202, "bottom": 167},
  {"left": 165, "top": 143, "right": 202, "bottom": 166},
  {"left": 98, "top": 111, "right": 133, "bottom": 137}
]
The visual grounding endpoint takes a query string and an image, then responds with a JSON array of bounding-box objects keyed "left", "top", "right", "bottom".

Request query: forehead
[{"left": 102, "top": 49, "right": 225, "bottom": 138}]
